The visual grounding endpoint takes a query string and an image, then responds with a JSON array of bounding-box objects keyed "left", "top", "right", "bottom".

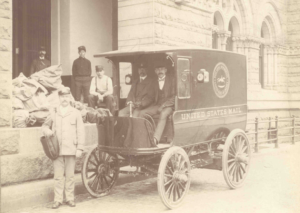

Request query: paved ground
[{"left": 8, "top": 143, "right": 300, "bottom": 213}]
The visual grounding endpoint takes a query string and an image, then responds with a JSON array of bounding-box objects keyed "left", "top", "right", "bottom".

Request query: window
[
  {"left": 177, "top": 58, "right": 191, "bottom": 99},
  {"left": 119, "top": 62, "right": 132, "bottom": 99},
  {"left": 226, "top": 22, "right": 233, "bottom": 51},
  {"left": 259, "top": 45, "right": 264, "bottom": 87}
]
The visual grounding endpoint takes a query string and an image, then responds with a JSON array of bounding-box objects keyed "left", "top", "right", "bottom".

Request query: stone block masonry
[
  {"left": 0, "top": 0, "right": 12, "bottom": 128},
  {"left": 1, "top": 124, "right": 98, "bottom": 186}
]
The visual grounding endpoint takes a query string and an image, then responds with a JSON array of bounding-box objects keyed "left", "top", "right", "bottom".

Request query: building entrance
[{"left": 13, "top": 0, "right": 51, "bottom": 78}]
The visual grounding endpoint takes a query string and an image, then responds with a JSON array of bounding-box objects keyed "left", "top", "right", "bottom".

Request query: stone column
[
  {"left": 0, "top": 0, "right": 12, "bottom": 128},
  {"left": 217, "top": 31, "right": 231, "bottom": 51},
  {"left": 264, "top": 45, "right": 274, "bottom": 89},
  {"left": 243, "top": 38, "right": 261, "bottom": 85},
  {"left": 273, "top": 46, "right": 278, "bottom": 88}
]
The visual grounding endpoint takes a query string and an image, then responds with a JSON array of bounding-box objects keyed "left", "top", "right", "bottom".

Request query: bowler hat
[
  {"left": 155, "top": 59, "right": 166, "bottom": 68},
  {"left": 138, "top": 62, "right": 147, "bottom": 69},
  {"left": 39, "top": 46, "right": 46, "bottom": 51},
  {"left": 95, "top": 65, "right": 104, "bottom": 71},
  {"left": 58, "top": 87, "right": 71, "bottom": 96},
  {"left": 78, "top": 46, "right": 86, "bottom": 52}
]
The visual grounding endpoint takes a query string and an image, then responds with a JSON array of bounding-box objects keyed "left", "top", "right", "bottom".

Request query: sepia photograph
[{"left": 0, "top": 0, "right": 299, "bottom": 212}]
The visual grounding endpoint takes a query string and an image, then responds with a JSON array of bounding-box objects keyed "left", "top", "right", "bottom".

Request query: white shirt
[
  {"left": 89, "top": 75, "right": 113, "bottom": 96},
  {"left": 140, "top": 75, "right": 147, "bottom": 82},
  {"left": 158, "top": 76, "right": 166, "bottom": 90},
  {"left": 59, "top": 105, "right": 70, "bottom": 116}
]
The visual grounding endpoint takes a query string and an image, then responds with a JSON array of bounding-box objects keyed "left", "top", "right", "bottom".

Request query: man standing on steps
[
  {"left": 72, "top": 45, "right": 92, "bottom": 103},
  {"left": 42, "top": 87, "right": 85, "bottom": 209}
]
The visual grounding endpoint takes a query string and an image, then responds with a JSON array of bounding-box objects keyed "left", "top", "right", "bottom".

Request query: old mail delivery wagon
[{"left": 81, "top": 47, "right": 251, "bottom": 209}]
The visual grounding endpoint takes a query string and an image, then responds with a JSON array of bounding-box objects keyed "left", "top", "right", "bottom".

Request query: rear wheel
[
  {"left": 157, "top": 146, "right": 191, "bottom": 209},
  {"left": 222, "top": 129, "right": 251, "bottom": 189},
  {"left": 81, "top": 145, "right": 119, "bottom": 197}
]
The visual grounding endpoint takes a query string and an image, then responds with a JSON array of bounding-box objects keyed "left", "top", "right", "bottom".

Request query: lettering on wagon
[{"left": 174, "top": 105, "right": 246, "bottom": 123}]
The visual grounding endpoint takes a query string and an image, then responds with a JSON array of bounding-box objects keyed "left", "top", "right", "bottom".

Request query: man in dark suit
[
  {"left": 72, "top": 46, "right": 92, "bottom": 103},
  {"left": 29, "top": 46, "right": 51, "bottom": 76},
  {"left": 119, "top": 63, "right": 155, "bottom": 117},
  {"left": 139, "top": 60, "right": 176, "bottom": 144}
]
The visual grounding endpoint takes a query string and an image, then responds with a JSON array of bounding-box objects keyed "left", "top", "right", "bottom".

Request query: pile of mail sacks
[
  {"left": 12, "top": 64, "right": 66, "bottom": 128},
  {"left": 12, "top": 64, "right": 111, "bottom": 128}
]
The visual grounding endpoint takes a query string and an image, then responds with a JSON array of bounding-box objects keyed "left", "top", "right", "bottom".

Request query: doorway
[{"left": 13, "top": 0, "right": 51, "bottom": 78}]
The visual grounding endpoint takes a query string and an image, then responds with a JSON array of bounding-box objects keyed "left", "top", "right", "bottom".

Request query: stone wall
[
  {"left": 0, "top": 0, "right": 12, "bottom": 128},
  {"left": 0, "top": 124, "right": 98, "bottom": 186},
  {"left": 286, "top": 0, "right": 300, "bottom": 96}
]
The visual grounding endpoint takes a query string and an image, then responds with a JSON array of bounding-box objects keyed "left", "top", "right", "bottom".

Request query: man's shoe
[
  {"left": 66, "top": 200, "right": 76, "bottom": 207},
  {"left": 52, "top": 201, "right": 61, "bottom": 209}
]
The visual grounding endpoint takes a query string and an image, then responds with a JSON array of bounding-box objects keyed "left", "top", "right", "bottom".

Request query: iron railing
[{"left": 246, "top": 116, "right": 300, "bottom": 153}]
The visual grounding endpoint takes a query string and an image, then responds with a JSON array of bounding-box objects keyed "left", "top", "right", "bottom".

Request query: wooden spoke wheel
[
  {"left": 222, "top": 129, "right": 251, "bottom": 189},
  {"left": 211, "top": 130, "right": 229, "bottom": 141},
  {"left": 157, "top": 146, "right": 191, "bottom": 209},
  {"left": 81, "top": 145, "right": 119, "bottom": 197}
]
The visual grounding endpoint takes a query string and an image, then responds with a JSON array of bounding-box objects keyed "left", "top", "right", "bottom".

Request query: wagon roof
[{"left": 94, "top": 46, "right": 245, "bottom": 58}]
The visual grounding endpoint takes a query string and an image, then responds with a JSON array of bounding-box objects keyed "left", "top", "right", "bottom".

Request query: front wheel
[
  {"left": 222, "top": 129, "right": 251, "bottom": 189},
  {"left": 157, "top": 146, "right": 191, "bottom": 209},
  {"left": 81, "top": 145, "right": 119, "bottom": 197}
]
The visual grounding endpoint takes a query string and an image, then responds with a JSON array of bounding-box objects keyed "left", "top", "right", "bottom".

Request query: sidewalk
[
  {"left": 3, "top": 142, "right": 298, "bottom": 213},
  {"left": 1, "top": 169, "right": 149, "bottom": 213}
]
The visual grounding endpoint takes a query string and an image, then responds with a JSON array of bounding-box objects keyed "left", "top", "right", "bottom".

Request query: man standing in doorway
[
  {"left": 42, "top": 87, "right": 84, "bottom": 209},
  {"left": 29, "top": 46, "right": 51, "bottom": 76},
  {"left": 72, "top": 46, "right": 92, "bottom": 103}
]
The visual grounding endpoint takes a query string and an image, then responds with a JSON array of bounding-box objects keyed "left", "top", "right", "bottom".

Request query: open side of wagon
[{"left": 81, "top": 47, "right": 251, "bottom": 209}]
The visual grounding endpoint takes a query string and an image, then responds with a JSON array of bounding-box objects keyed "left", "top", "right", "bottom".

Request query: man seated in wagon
[
  {"left": 139, "top": 59, "right": 176, "bottom": 145},
  {"left": 119, "top": 62, "right": 155, "bottom": 117}
]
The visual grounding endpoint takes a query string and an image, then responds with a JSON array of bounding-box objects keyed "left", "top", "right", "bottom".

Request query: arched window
[
  {"left": 260, "top": 21, "right": 271, "bottom": 89},
  {"left": 212, "top": 17, "right": 218, "bottom": 49},
  {"left": 212, "top": 11, "right": 224, "bottom": 50},
  {"left": 259, "top": 44, "right": 264, "bottom": 87},
  {"left": 226, "top": 22, "right": 233, "bottom": 51}
]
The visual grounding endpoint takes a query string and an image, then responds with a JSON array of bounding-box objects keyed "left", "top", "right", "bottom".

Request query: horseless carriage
[{"left": 81, "top": 47, "right": 251, "bottom": 209}]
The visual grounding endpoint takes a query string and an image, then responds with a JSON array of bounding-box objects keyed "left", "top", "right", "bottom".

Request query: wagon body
[{"left": 81, "top": 47, "right": 251, "bottom": 209}]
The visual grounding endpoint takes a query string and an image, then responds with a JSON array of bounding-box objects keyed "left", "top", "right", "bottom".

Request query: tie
[{"left": 140, "top": 78, "right": 143, "bottom": 83}]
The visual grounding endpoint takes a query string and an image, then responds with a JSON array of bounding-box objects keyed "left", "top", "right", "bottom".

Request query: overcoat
[
  {"left": 42, "top": 106, "right": 85, "bottom": 155},
  {"left": 29, "top": 58, "right": 51, "bottom": 75},
  {"left": 126, "top": 76, "right": 155, "bottom": 109},
  {"left": 154, "top": 75, "right": 176, "bottom": 108}
]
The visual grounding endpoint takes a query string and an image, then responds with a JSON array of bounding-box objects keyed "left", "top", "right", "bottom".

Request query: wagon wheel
[
  {"left": 81, "top": 145, "right": 119, "bottom": 197},
  {"left": 210, "top": 129, "right": 229, "bottom": 150},
  {"left": 222, "top": 129, "right": 251, "bottom": 189},
  {"left": 157, "top": 146, "right": 191, "bottom": 209}
]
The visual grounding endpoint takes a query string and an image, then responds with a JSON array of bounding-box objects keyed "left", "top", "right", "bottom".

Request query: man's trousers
[
  {"left": 74, "top": 76, "right": 91, "bottom": 103},
  {"left": 139, "top": 105, "right": 173, "bottom": 142},
  {"left": 88, "top": 94, "right": 115, "bottom": 115},
  {"left": 118, "top": 105, "right": 141, "bottom": 117},
  {"left": 53, "top": 156, "right": 76, "bottom": 203}
]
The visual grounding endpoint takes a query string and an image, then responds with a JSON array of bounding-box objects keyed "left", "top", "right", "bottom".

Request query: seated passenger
[
  {"left": 139, "top": 60, "right": 175, "bottom": 145},
  {"left": 119, "top": 63, "right": 155, "bottom": 117},
  {"left": 88, "top": 65, "right": 115, "bottom": 115}
]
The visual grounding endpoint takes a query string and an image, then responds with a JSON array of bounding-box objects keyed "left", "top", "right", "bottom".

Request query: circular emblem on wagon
[{"left": 212, "top": 62, "right": 230, "bottom": 98}]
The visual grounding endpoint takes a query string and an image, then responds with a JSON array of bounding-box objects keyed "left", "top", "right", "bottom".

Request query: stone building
[{"left": 0, "top": 0, "right": 300, "bottom": 211}]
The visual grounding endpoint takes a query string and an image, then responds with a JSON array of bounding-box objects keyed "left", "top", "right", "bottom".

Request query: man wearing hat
[
  {"left": 119, "top": 62, "right": 155, "bottom": 117},
  {"left": 42, "top": 86, "right": 85, "bottom": 209},
  {"left": 29, "top": 46, "right": 51, "bottom": 76},
  {"left": 72, "top": 45, "right": 92, "bottom": 103},
  {"left": 139, "top": 60, "right": 175, "bottom": 144},
  {"left": 88, "top": 65, "right": 115, "bottom": 115}
]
